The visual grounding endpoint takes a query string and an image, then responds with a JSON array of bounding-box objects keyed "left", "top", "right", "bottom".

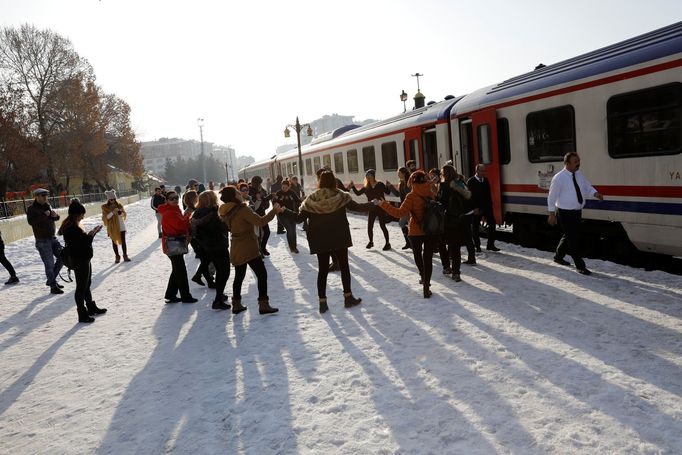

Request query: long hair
[
  {"left": 220, "top": 186, "right": 239, "bottom": 204},
  {"left": 408, "top": 170, "right": 428, "bottom": 186},
  {"left": 318, "top": 171, "right": 337, "bottom": 189},
  {"left": 196, "top": 190, "right": 218, "bottom": 209},
  {"left": 183, "top": 190, "right": 198, "bottom": 209},
  {"left": 397, "top": 167, "right": 410, "bottom": 182},
  {"left": 441, "top": 165, "right": 457, "bottom": 184}
]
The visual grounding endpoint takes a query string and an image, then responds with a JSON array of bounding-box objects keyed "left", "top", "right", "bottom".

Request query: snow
[{"left": 1, "top": 198, "right": 682, "bottom": 454}]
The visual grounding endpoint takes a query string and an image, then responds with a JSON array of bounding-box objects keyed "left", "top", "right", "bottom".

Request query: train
[{"left": 241, "top": 21, "right": 682, "bottom": 259}]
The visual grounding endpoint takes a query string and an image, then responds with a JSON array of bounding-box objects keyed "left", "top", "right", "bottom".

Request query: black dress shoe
[
  {"left": 181, "top": 297, "right": 198, "bottom": 303},
  {"left": 366, "top": 241, "right": 374, "bottom": 249},
  {"left": 486, "top": 246, "right": 500, "bottom": 252},
  {"left": 165, "top": 297, "right": 181, "bottom": 303},
  {"left": 212, "top": 300, "right": 231, "bottom": 310},
  {"left": 462, "top": 259, "right": 476, "bottom": 265},
  {"left": 50, "top": 286, "right": 64, "bottom": 294},
  {"left": 382, "top": 243, "right": 391, "bottom": 251},
  {"left": 577, "top": 268, "right": 592, "bottom": 275},
  {"left": 191, "top": 275, "right": 205, "bottom": 286},
  {"left": 553, "top": 257, "right": 571, "bottom": 266},
  {"left": 47, "top": 281, "right": 64, "bottom": 288},
  {"left": 5, "top": 276, "right": 19, "bottom": 285},
  {"left": 401, "top": 243, "right": 411, "bottom": 250}
]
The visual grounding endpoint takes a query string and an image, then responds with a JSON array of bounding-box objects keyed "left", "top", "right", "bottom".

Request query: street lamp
[
  {"left": 400, "top": 90, "right": 408, "bottom": 113},
  {"left": 197, "top": 118, "right": 207, "bottom": 185},
  {"left": 284, "top": 116, "right": 313, "bottom": 192}
]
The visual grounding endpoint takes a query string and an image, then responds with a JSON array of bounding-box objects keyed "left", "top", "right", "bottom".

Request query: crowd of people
[{"left": 1, "top": 152, "right": 602, "bottom": 323}]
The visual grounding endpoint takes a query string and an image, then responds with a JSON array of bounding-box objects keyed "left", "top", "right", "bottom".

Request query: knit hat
[
  {"left": 365, "top": 169, "right": 376, "bottom": 177},
  {"left": 32, "top": 188, "right": 49, "bottom": 196},
  {"left": 68, "top": 198, "right": 86, "bottom": 215},
  {"left": 187, "top": 179, "right": 198, "bottom": 188},
  {"left": 104, "top": 190, "right": 117, "bottom": 200}
]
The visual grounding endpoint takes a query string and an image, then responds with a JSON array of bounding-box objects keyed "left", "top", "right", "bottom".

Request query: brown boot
[
  {"left": 344, "top": 292, "right": 361, "bottom": 308},
  {"left": 232, "top": 297, "right": 247, "bottom": 314},
  {"left": 319, "top": 297, "right": 328, "bottom": 314},
  {"left": 258, "top": 297, "right": 279, "bottom": 315}
]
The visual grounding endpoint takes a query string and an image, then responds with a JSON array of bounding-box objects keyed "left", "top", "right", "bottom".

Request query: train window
[
  {"left": 498, "top": 118, "right": 511, "bottom": 164},
  {"left": 607, "top": 83, "right": 682, "bottom": 158},
  {"left": 286, "top": 162, "right": 292, "bottom": 177},
  {"left": 292, "top": 162, "right": 298, "bottom": 177},
  {"left": 313, "top": 156, "right": 321, "bottom": 172},
  {"left": 362, "top": 146, "right": 376, "bottom": 171},
  {"left": 347, "top": 149, "right": 358, "bottom": 173},
  {"left": 305, "top": 158, "right": 312, "bottom": 176},
  {"left": 334, "top": 152, "right": 344, "bottom": 174},
  {"left": 323, "top": 154, "right": 331, "bottom": 169},
  {"left": 381, "top": 142, "right": 399, "bottom": 171},
  {"left": 526, "top": 105, "right": 575, "bottom": 162},
  {"left": 477, "top": 124, "right": 491, "bottom": 164}
]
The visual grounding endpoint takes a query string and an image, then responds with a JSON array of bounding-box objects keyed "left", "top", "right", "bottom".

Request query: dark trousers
[
  {"left": 165, "top": 254, "right": 192, "bottom": 300},
  {"left": 439, "top": 234, "right": 463, "bottom": 274},
  {"left": 556, "top": 209, "right": 586, "bottom": 269},
  {"left": 368, "top": 211, "right": 389, "bottom": 244},
  {"left": 233, "top": 257, "right": 268, "bottom": 299},
  {"left": 316, "top": 248, "right": 351, "bottom": 298},
  {"left": 460, "top": 214, "right": 475, "bottom": 260},
  {"left": 280, "top": 215, "right": 298, "bottom": 249},
  {"left": 259, "top": 223, "right": 271, "bottom": 252},
  {"left": 472, "top": 209, "right": 496, "bottom": 248},
  {"left": 410, "top": 235, "right": 437, "bottom": 286},
  {"left": 210, "top": 253, "right": 230, "bottom": 301},
  {"left": 73, "top": 260, "right": 93, "bottom": 311},
  {"left": 112, "top": 231, "right": 128, "bottom": 256},
  {"left": 276, "top": 214, "right": 284, "bottom": 233},
  {"left": 0, "top": 241, "right": 16, "bottom": 278}
]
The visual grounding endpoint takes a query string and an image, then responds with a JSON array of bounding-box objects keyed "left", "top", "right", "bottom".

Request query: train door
[
  {"left": 470, "top": 109, "right": 502, "bottom": 224},
  {"left": 404, "top": 128, "right": 421, "bottom": 168},
  {"left": 459, "top": 119, "right": 475, "bottom": 177},
  {"left": 423, "top": 128, "right": 439, "bottom": 170}
]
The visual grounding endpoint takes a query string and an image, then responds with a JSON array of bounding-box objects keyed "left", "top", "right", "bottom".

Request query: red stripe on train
[{"left": 502, "top": 184, "right": 682, "bottom": 198}]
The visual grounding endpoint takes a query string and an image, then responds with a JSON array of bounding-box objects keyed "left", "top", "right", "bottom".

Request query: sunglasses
[{"left": 167, "top": 196, "right": 179, "bottom": 201}]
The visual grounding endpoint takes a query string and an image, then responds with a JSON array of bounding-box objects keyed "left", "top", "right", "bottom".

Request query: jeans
[
  {"left": 35, "top": 238, "right": 63, "bottom": 287},
  {"left": 280, "top": 215, "right": 298, "bottom": 249}
]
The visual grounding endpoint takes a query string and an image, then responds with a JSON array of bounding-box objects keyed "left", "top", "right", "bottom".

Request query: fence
[{"left": 0, "top": 189, "right": 141, "bottom": 219}]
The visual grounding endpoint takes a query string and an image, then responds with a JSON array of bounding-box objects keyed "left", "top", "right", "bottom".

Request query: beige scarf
[{"left": 300, "top": 188, "right": 352, "bottom": 214}]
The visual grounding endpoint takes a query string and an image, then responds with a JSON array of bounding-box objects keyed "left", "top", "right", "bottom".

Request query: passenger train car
[{"left": 241, "top": 22, "right": 682, "bottom": 258}]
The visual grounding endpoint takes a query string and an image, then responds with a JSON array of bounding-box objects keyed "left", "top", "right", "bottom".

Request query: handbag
[{"left": 165, "top": 236, "right": 188, "bottom": 256}]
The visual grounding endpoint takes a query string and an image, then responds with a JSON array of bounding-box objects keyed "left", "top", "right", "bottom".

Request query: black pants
[
  {"left": 233, "top": 257, "right": 268, "bottom": 299},
  {"left": 73, "top": 260, "right": 93, "bottom": 311},
  {"left": 112, "top": 231, "right": 128, "bottom": 256},
  {"left": 210, "top": 253, "right": 230, "bottom": 301},
  {"left": 165, "top": 254, "right": 192, "bottom": 300},
  {"left": 410, "top": 235, "right": 437, "bottom": 286},
  {"left": 368, "top": 210, "right": 389, "bottom": 244},
  {"left": 0, "top": 241, "right": 16, "bottom": 278},
  {"left": 259, "top": 223, "right": 271, "bottom": 253},
  {"left": 280, "top": 215, "right": 298, "bottom": 249},
  {"left": 556, "top": 209, "right": 586, "bottom": 269},
  {"left": 472, "top": 209, "right": 496, "bottom": 248},
  {"left": 316, "top": 248, "right": 351, "bottom": 298}
]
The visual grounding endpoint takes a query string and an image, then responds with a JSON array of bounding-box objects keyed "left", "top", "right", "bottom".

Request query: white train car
[{"left": 449, "top": 22, "right": 682, "bottom": 257}]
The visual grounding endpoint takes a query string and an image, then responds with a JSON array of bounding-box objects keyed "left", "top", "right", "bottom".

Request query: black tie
[{"left": 572, "top": 172, "right": 583, "bottom": 204}]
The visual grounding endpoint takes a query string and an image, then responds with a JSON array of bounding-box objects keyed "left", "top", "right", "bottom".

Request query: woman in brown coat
[
  {"left": 219, "top": 186, "right": 284, "bottom": 314},
  {"left": 101, "top": 190, "right": 130, "bottom": 263}
]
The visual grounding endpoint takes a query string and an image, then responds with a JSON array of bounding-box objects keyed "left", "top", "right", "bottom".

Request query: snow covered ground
[{"left": 1, "top": 198, "right": 681, "bottom": 454}]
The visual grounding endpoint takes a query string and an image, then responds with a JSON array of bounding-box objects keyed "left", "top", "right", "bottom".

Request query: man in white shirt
[{"left": 547, "top": 152, "right": 604, "bottom": 275}]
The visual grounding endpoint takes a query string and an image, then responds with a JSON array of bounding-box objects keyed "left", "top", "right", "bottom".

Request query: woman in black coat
[
  {"left": 290, "top": 171, "right": 372, "bottom": 313},
  {"left": 191, "top": 191, "right": 232, "bottom": 310},
  {"left": 387, "top": 166, "right": 412, "bottom": 250},
  {"left": 58, "top": 199, "right": 106, "bottom": 323},
  {"left": 348, "top": 169, "right": 392, "bottom": 250}
]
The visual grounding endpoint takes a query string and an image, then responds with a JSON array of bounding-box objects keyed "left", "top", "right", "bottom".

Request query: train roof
[
  {"left": 453, "top": 20, "right": 682, "bottom": 114},
  {"left": 274, "top": 97, "right": 463, "bottom": 161}
]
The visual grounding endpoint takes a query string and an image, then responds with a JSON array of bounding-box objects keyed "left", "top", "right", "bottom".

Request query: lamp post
[
  {"left": 224, "top": 162, "right": 229, "bottom": 185},
  {"left": 400, "top": 90, "right": 408, "bottom": 113},
  {"left": 197, "top": 118, "right": 207, "bottom": 185},
  {"left": 284, "top": 117, "right": 313, "bottom": 192}
]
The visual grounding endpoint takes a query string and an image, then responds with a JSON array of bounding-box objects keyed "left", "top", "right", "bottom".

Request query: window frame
[
  {"left": 526, "top": 105, "right": 576, "bottom": 163},
  {"left": 361, "top": 145, "right": 376, "bottom": 172},
  {"left": 334, "top": 152, "right": 345, "bottom": 174},
  {"left": 381, "top": 141, "right": 399, "bottom": 171},
  {"left": 347, "top": 149, "right": 359, "bottom": 174}
]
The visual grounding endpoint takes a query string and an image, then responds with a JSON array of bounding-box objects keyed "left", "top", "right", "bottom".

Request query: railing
[{"left": 0, "top": 189, "right": 142, "bottom": 219}]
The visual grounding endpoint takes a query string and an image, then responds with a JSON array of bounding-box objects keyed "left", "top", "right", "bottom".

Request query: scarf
[{"left": 299, "top": 188, "right": 352, "bottom": 214}]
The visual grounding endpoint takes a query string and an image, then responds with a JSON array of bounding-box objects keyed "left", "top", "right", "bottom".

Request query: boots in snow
[
  {"left": 86, "top": 301, "right": 107, "bottom": 316},
  {"left": 319, "top": 297, "right": 329, "bottom": 314},
  {"left": 77, "top": 307, "right": 94, "bottom": 323},
  {"left": 344, "top": 292, "right": 361, "bottom": 308},
  {"left": 258, "top": 297, "right": 279, "bottom": 315},
  {"left": 232, "top": 297, "right": 247, "bottom": 314},
  {"left": 212, "top": 299, "right": 230, "bottom": 310}
]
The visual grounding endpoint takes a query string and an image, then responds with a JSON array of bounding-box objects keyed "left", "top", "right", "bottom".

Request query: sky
[{"left": 2, "top": 0, "right": 680, "bottom": 162}]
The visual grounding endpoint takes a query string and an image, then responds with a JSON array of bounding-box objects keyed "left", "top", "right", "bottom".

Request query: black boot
[
  {"left": 319, "top": 297, "right": 329, "bottom": 314},
  {"left": 232, "top": 297, "right": 247, "bottom": 314},
  {"left": 423, "top": 284, "right": 432, "bottom": 299},
  {"left": 258, "top": 297, "right": 279, "bottom": 315},
  {"left": 86, "top": 301, "right": 107, "bottom": 316},
  {"left": 191, "top": 274, "right": 205, "bottom": 286},
  {"left": 212, "top": 299, "right": 230, "bottom": 310},
  {"left": 344, "top": 292, "right": 361, "bottom": 308},
  {"left": 77, "top": 307, "right": 94, "bottom": 323}
]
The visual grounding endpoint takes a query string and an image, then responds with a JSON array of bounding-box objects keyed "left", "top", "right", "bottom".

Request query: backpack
[{"left": 420, "top": 197, "right": 445, "bottom": 236}]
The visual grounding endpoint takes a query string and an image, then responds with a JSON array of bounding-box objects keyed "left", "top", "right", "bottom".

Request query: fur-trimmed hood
[{"left": 300, "top": 188, "right": 352, "bottom": 214}]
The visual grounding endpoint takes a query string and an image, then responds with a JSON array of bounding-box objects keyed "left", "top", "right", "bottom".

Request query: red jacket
[{"left": 158, "top": 203, "right": 190, "bottom": 253}]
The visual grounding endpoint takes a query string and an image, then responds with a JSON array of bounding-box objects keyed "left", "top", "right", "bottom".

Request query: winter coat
[
  {"left": 379, "top": 182, "right": 435, "bottom": 236},
  {"left": 248, "top": 185, "right": 271, "bottom": 215},
  {"left": 26, "top": 200, "right": 59, "bottom": 239},
  {"left": 158, "top": 203, "right": 190, "bottom": 254},
  {"left": 467, "top": 175, "right": 493, "bottom": 211},
  {"left": 292, "top": 188, "right": 372, "bottom": 254},
  {"left": 350, "top": 181, "right": 391, "bottom": 201},
  {"left": 151, "top": 194, "right": 166, "bottom": 211},
  {"left": 273, "top": 189, "right": 301, "bottom": 212},
  {"left": 102, "top": 201, "right": 127, "bottom": 245},
  {"left": 388, "top": 181, "right": 410, "bottom": 203},
  {"left": 219, "top": 202, "right": 277, "bottom": 266},
  {"left": 61, "top": 221, "right": 94, "bottom": 261},
  {"left": 191, "top": 206, "right": 229, "bottom": 257}
]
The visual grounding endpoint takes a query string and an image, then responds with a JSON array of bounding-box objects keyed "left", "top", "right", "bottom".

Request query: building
[
  {"left": 213, "top": 145, "right": 237, "bottom": 181},
  {"left": 140, "top": 138, "right": 214, "bottom": 176}
]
